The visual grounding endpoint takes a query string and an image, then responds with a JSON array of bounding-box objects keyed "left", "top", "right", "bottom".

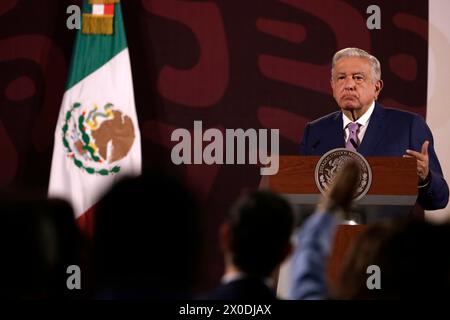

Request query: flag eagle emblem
[{"left": 62, "top": 102, "right": 136, "bottom": 176}]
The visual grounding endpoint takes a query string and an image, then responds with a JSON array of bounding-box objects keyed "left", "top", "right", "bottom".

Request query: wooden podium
[{"left": 260, "top": 155, "right": 417, "bottom": 289}]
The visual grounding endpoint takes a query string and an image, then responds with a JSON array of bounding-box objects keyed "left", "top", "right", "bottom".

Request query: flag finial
[{"left": 82, "top": 0, "right": 120, "bottom": 35}]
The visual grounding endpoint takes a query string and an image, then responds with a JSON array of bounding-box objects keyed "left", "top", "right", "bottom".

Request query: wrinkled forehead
[{"left": 332, "top": 57, "right": 373, "bottom": 75}]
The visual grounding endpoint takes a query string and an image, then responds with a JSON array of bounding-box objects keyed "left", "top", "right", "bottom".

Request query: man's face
[{"left": 331, "top": 57, "right": 382, "bottom": 115}]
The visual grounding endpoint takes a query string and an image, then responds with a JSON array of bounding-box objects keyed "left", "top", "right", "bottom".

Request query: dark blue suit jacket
[{"left": 299, "top": 103, "right": 449, "bottom": 210}]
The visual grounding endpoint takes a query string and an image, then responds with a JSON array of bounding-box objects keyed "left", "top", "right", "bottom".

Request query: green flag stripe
[{"left": 65, "top": 2, "right": 127, "bottom": 90}]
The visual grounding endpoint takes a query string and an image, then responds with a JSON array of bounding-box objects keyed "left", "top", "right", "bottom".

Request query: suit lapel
[
  {"left": 321, "top": 112, "right": 345, "bottom": 152},
  {"left": 357, "top": 102, "right": 387, "bottom": 156}
]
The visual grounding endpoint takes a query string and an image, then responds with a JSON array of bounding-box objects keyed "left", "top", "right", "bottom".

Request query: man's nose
[{"left": 344, "top": 76, "right": 356, "bottom": 90}]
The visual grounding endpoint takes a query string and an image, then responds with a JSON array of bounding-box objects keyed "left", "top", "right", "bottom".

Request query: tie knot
[{"left": 347, "top": 122, "right": 359, "bottom": 132}]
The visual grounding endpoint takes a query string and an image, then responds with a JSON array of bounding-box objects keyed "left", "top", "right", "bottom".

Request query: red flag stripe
[
  {"left": 76, "top": 204, "right": 96, "bottom": 239},
  {"left": 104, "top": 4, "right": 115, "bottom": 15}
]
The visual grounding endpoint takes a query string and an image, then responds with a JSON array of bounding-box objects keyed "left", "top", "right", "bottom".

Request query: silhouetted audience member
[
  {"left": 43, "top": 199, "right": 88, "bottom": 299},
  {"left": 331, "top": 222, "right": 391, "bottom": 299},
  {"left": 92, "top": 170, "right": 201, "bottom": 299},
  {"left": 289, "top": 161, "right": 450, "bottom": 300},
  {"left": 0, "top": 198, "right": 85, "bottom": 299},
  {"left": 336, "top": 218, "right": 450, "bottom": 299},
  {"left": 208, "top": 191, "right": 295, "bottom": 300}
]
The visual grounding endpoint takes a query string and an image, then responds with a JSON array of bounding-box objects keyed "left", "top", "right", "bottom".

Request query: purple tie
[{"left": 346, "top": 122, "right": 360, "bottom": 151}]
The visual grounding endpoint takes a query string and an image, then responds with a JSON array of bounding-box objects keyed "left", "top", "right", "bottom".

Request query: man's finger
[
  {"left": 421, "top": 140, "right": 429, "bottom": 156},
  {"left": 405, "top": 149, "right": 425, "bottom": 160}
]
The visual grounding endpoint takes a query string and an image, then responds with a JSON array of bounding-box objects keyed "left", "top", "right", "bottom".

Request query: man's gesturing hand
[{"left": 405, "top": 140, "right": 430, "bottom": 184}]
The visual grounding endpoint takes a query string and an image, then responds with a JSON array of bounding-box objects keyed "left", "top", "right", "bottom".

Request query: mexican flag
[{"left": 48, "top": 0, "right": 141, "bottom": 232}]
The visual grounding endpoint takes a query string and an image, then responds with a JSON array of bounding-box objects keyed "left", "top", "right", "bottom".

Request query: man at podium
[{"left": 299, "top": 47, "right": 448, "bottom": 210}]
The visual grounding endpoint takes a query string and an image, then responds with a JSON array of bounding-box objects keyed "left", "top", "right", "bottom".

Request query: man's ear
[{"left": 374, "top": 79, "right": 383, "bottom": 99}]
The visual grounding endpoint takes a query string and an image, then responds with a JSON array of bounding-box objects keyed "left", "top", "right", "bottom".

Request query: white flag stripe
[{"left": 92, "top": 4, "right": 105, "bottom": 15}]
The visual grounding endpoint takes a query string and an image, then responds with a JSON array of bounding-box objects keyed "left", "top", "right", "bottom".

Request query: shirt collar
[{"left": 342, "top": 101, "right": 375, "bottom": 129}]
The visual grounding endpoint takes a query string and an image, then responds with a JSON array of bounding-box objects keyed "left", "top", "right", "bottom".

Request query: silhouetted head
[
  {"left": 221, "top": 191, "right": 294, "bottom": 278},
  {"left": 337, "top": 218, "right": 450, "bottom": 299},
  {"left": 0, "top": 198, "right": 83, "bottom": 299},
  {"left": 93, "top": 170, "right": 201, "bottom": 298},
  {"left": 335, "top": 221, "right": 391, "bottom": 299}
]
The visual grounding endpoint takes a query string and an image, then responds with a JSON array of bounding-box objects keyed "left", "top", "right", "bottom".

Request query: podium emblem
[{"left": 314, "top": 148, "right": 372, "bottom": 201}]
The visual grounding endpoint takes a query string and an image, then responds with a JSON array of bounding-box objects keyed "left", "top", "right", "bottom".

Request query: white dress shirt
[{"left": 342, "top": 101, "right": 375, "bottom": 144}]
